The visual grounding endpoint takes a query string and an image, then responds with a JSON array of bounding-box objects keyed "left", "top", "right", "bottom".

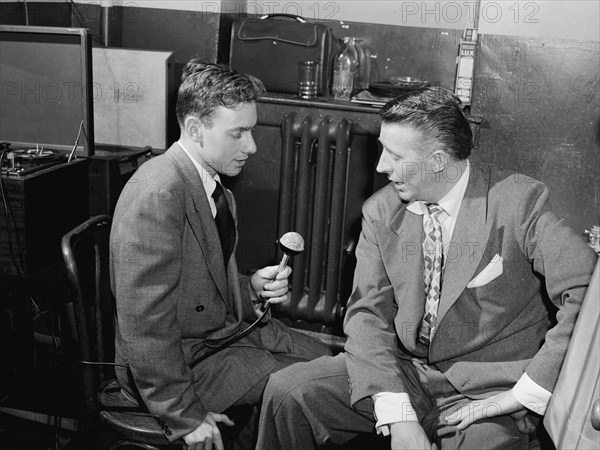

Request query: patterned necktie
[
  {"left": 212, "top": 182, "right": 235, "bottom": 266},
  {"left": 419, "top": 203, "right": 444, "bottom": 346}
]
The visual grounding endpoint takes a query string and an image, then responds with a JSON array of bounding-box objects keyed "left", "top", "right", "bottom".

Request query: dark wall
[
  {"left": 472, "top": 35, "right": 600, "bottom": 234},
  {"left": 0, "top": 2, "right": 227, "bottom": 62},
  {"left": 0, "top": 1, "right": 71, "bottom": 27}
]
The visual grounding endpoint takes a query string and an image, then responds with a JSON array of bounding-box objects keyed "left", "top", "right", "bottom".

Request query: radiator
[{"left": 275, "top": 112, "right": 353, "bottom": 327}]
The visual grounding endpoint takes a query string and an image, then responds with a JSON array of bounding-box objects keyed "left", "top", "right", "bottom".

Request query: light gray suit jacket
[
  {"left": 110, "top": 143, "right": 277, "bottom": 441},
  {"left": 344, "top": 164, "right": 597, "bottom": 414}
]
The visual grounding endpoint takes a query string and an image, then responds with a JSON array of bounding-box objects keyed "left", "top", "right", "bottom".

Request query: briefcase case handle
[{"left": 259, "top": 13, "right": 307, "bottom": 23}]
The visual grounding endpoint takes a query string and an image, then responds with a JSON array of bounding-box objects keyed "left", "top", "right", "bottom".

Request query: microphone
[
  {"left": 255, "top": 232, "right": 304, "bottom": 311},
  {"left": 192, "top": 232, "right": 305, "bottom": 365},
  {"left": 275, "top": 231, "right": 305, "bottom": 277}
]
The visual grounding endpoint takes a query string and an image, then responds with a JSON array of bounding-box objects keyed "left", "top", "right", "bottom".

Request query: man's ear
[
  {"left": 184, "top": 116, "right": 204, "bottom": 147},
  {"left": 430, "top": 150, "right": 449, "bottom": 173}
]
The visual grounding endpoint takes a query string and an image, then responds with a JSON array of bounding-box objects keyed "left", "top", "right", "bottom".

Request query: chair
[{"left": 61, "top": 215, "right": 250, "bottom": 449}]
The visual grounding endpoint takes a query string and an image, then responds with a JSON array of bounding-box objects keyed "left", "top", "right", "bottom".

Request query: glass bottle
[
  {"left": 355, "top": 39, "right": 370, "bottom": 91},
  {"left": 331, "top": 37, "right": 359, "bottom": 101},
  {"left": 585, "top": 225, "right": 600, "bottom": 254}
]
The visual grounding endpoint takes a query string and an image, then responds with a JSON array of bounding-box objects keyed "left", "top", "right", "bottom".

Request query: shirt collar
[
  {"left": 406, "top": 160, "right": 470, "bottom": 219},
  {"left": 177, "top": 139, "right": 220, "bottom": 197}
]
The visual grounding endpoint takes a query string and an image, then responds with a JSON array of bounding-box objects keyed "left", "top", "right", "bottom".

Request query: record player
[
  {"left": 0, "top": 141, "right": 89, "bottom": 277},
  {"left": 0, "top": 143, "right": 68, "bottom": 177},
  {"left": 0, "top": 24, "right": 94, "bottom": 276}
]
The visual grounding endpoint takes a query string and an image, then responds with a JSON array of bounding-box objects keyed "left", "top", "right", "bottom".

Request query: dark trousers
[
  {"left": 227, "top": 324, "right": 333, "bottom": 450},
  {"left": 256, "top": 354, "right": 531, "bottom": 450}
]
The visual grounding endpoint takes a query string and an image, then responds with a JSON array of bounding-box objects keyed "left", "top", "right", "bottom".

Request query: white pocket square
[{"left": 467, "top": 254, "right": 503, "bottom": 288}]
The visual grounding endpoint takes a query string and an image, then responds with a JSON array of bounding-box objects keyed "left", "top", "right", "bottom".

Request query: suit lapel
[
  {"left": 383, "top": 202, "right": 428, "bottom": 328},
  {"left": 167, "top": 145, "right": 230, "bottom": 306},
  {"left": 435, "top": 165, "right": 493, "bottom": 326}
]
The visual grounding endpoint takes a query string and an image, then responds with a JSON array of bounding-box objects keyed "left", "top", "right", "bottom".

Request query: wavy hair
[
  {"left": 380, "top": 87, "right": 473, "bottom": 160},
  {"left": 175, "top": 60, "right": 265, "bottom": 128}
]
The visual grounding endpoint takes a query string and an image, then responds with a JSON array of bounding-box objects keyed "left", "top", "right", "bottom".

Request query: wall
[
  {"left": 471, "top": 1, "right": 599, "bottom": 234},
  {"left": 1, "top": 0, "right": 599, "bottom": 235}
]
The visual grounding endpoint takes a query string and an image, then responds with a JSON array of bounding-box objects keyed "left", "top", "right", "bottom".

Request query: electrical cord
[
  {"left": 79, "top": 360, "right": 129, "bottom": 368},
  {"left": 69, "top": 0, "right": 106, "bottom": 46},
  {"left": 22, "top": 0, "right": 28, "bottom": 26},
  {"left": 67, "top": 120, "right": 84, "bottom": 163},
  {"left": 191, "top": 301, "right": 271, "bottom": 369},
  {"left": 29, "top": 296, "right": 65, "bottom": 450},
  {"left": 0, "top": 149, "right": 25, "bottom": 278},
  {"left": 1, "top": 148, "right": 74, "bottom": 449}
]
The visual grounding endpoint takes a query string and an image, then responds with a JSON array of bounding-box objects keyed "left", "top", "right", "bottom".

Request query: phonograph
[
  {"left": 0, "top": 25, "right": 93, "bottom": 276},
  {"left": 1, "top": 144, "right": 68, "bottom": 177}
]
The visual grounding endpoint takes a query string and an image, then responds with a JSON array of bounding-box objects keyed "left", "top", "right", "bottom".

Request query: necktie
[
  {"left": 212, "top": 182, "right": 236, "bottom": 266},
  {"left": 419, "top": 203, "right": 444, "bottom": 346}
]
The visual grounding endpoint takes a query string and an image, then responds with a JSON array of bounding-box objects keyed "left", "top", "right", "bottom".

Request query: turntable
[
  {"left": 0, "top": 25, "right": 92, "bottom": 276},
  {"left": 0, "top": 142, "right": 88, "bottom": 277},
  {"left": 1, "top": 145, "right": 67, "bottom": 177}
]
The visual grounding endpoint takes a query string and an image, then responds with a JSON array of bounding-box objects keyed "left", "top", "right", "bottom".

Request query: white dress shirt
[
  {"left": 178, "top": 140, "right": 220, "bottom": 218},
  {"left": 373, "top": 161, "right": 551, "bottom": 435}
]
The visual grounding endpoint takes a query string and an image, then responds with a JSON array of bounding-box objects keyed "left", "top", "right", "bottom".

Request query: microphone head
[{"left": 279, "top": 232, "right": 304, "bottom": 255}]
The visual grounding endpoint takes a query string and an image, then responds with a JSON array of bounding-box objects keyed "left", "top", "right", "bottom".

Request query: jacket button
[
  {"left": 195, "top": 305, "right": 205, "bottom": 312},
  {"left": 166, "top": 430, "right": 172, "bottom": 436}
]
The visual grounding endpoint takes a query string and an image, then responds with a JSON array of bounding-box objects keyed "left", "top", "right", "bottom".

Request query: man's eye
[
  {"left": 387, "top": 150, "right": 400, "bottom": 161},
  {"left": 231, "top": 132, "right": 242, "bottom": 140}
]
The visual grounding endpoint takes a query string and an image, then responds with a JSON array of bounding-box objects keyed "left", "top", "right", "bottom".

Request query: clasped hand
[
  {"left": 444, "top": 389, "right": 533, "bottom": 433},
  {"left": 250, "top": 265, "right": 291, "bottom": 313},
  {"left": 390, "top": 390, "right": 535, "bottom": 449},
  {"left": 183, "top": 412, "right": 234, "bottom": 450}
]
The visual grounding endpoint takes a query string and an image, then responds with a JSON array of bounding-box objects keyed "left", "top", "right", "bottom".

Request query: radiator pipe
[
  {"left": 278, "top": 113, "right": 297, "bottom": 238},
  {"left": 323, "top": 118, "right": 353, "bottom": 323},
  {"left": 306, "top": 116, "right": 333, "bottom": 321},
  {"left": 290, "top": 115, "right": 314, "bottom": 317}
]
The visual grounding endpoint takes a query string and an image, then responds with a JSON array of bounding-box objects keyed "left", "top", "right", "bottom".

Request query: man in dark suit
[
  {"left": 110, "top": 61, "right": 331, "bottom": 449},
  {"left": 256, "top": 87, "right": 597, "bottom": 449}
]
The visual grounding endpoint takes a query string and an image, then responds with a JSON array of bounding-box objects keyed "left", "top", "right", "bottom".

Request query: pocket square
[{"left": 467, "top": 254, "right": 503, "bottom": 288}]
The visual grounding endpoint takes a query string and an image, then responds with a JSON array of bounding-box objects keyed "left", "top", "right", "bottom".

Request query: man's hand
[
  {"left": 389, "top": 421, "right": 436, "bottom": 450},
  {"left": 183, "top": 412, "right": 234, "bottom": 450},
  {"left": 509, "top": 409, "right": 538, "bottom": 435},
  {"left": 444, "top": 390, "right": 525, "bottom": 431},
  {"left": 250, "top": 265, "right": 291, "bottom": 313}
]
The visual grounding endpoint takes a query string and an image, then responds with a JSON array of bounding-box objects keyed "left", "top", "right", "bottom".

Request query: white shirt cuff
[
  {"left": 512, "top": 372, "right": 552, "bottom": 415},
  {"left": 372, "top": 392, "right": 418, "bottom": 436}
]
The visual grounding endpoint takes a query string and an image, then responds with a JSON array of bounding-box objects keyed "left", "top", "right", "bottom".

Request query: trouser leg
[
  {"left": 254, "top": 318, "right": 334, "bottom": 362},
  {"left": 231, "top": 330, "right": 333, "bottom": 450},
  {"left": 420, "top": 398, "right": 530, "bottom": 450},
  {"left": 415, "top": 362, "right": 530, "bottom": 449},
  {"left": 256, "top": 354, "right": 376, "bottom": 450}
]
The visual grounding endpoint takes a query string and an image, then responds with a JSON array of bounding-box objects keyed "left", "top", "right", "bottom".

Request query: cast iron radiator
[{"left": 274, "top": 112, "right": 353, "bottom": 329}]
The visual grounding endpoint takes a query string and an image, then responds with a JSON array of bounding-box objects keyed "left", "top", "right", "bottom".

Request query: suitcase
[{"left": 229, "top": 14, "right": 334, "bottom": 95}]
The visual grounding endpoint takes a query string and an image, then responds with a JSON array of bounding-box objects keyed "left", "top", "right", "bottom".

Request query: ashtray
[{"left": 389, "top": 77, "right": 430, "bottom": 89}]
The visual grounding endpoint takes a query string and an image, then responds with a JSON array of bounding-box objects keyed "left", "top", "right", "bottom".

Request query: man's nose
[
  {"left": 376, "top": 151, "right": 391, "bottom": 174},
  {"left": 244, "top": 134, "right": 257, "bottom": 155}
]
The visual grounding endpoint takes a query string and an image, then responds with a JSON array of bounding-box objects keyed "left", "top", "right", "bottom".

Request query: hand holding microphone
[
  {"left": 251, "top": 232, "right": 304, "bottom": 310},
  {"left": 193, "top": 232, "right": 305, "bottom": 365}
]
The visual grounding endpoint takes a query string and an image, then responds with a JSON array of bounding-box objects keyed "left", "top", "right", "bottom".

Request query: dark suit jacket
[
  {"left": 110, "top": 143, "right": 278, "bottom": 441},
  {"left": 344, "top": 164, "right": 597, "bottom": 413}
]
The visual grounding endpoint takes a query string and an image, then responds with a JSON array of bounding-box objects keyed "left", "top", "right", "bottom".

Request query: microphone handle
[{"left": 275, "top": 253, "right": 291, "bottom": 277}]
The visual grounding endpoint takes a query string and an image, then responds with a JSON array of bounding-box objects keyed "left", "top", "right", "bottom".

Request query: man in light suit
[
  {"left": 110, "top": 61, "right": 331, "bottom": 449},
  {"left": 256, "top": 87, "right": 597, "bottom": 449}
]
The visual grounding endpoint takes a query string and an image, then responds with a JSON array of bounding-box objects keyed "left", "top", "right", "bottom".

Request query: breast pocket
[{"left": 470, "top": 271, "right": 507, "bottom": 299}]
